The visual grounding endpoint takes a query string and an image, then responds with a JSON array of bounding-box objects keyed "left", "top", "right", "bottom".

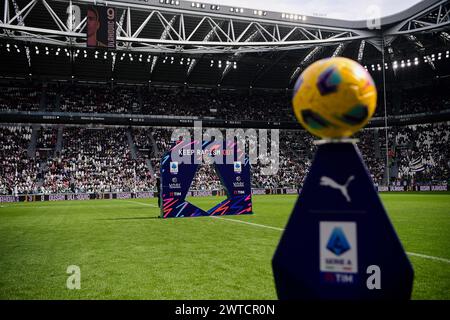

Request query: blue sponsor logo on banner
[
  {"left": 234, "top": 161, "right": 242, "bottom": 173},
  {"left": 170, "top": 161, "right": 179, "bottom": 174}
]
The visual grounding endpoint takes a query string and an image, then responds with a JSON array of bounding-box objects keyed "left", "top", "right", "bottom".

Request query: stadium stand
[
  {"left": 0, "top": 84, "right": 41, "bottom": 112},
  {"left": 41, "top": 127, "right": 153, "bottom": 194},
  {"left": 393, "top": 122, "right": 449, "bottom": 185},
  {"left": 0, "top": 126, "right": 39, "bottom": 195},
  {"left": 0, "top": 77, "right": 449, "bottom": 195},
  {"left": 0, "top": 75, "right": 449, "bottom": 196},
  {"left": 1, "top": 82, "right": 450, "bottom": 120},
  {"left": 0, "top": 119, "right": 448, "bottom": 195},
  {"left": 59, "top": 85, "right": 139, "bottom": 114}
]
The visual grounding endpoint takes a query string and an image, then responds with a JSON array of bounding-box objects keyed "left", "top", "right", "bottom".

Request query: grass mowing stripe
[{"left": 213, "top": 216, "right": 450, "bottom": 264}]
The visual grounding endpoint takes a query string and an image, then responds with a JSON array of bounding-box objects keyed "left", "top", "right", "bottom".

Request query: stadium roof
[
  {"left": 200, "top": 0, "right": 424, "bottom": 21},
  {"left": 0, "top": 0, "right": 449, "bottom": 88}
]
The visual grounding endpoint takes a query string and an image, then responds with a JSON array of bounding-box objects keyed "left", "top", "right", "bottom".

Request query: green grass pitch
[{"left": 0, "top": 193, "right": 449, "bottom": 300}]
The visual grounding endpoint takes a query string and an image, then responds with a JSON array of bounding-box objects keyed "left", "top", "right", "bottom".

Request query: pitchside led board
[
  {"left": 87, "top": 6, "right": 116, "bottom": 49},
  {"left": 272, "top": 141, "right": 414, "bottom": 299},
  {"left": 160, "top": 139, "right": 252, "bottom": 218}
]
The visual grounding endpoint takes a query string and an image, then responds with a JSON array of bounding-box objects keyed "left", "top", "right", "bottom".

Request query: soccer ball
[{"left": 292, "top": 57, "right": 377, "bottom": 139}]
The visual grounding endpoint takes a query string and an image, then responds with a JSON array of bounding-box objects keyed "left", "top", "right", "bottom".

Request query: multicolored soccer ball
[{"left": 292, "top": 57, "right": 377, "bottom": 138}]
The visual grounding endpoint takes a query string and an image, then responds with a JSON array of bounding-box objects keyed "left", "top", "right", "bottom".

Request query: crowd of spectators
[
  {"left": 133, "top": 128, "right": 153, "bottom": 150},
  {"left": 59, "top": 85, "right": 139, "bottom": 114},
  {"left": 248, "top": 130, "right": 314, "bottom": 189},
  {"left": 392, "top": 122, "right": 449, "bottom": 185},
  {"left": 44, "top": 87, "right": 59, "bottom": 111},
  {"left": 0, "top": 80, "right": 449, "bottom": 195},
  {"left": 1, "top": 83, "right": 449, "bottom": 120},
  {"left": 141, "top": 89, "right": 295, "bottom": 121},
  {"left": 0, "top": 86, "right": 41, "bottom": 111},
  {"left": 36, "top": 127, "right": 57, "bottom": 149},
  {"left": 0, "top": 122, "right": 448, "bottom": 195},
  {"left": 0, "top": 126, "right": 40, "bottom": 195},
  {"left": 41, "top": 127, "right": 153, "bottom": 194},
  {"left": 355, "top": 129, "right": 386, "bottom": 185},
  {"left": 394, "top": 87, "right": 450, "bottom": 115},
  {"left": 146, "top": 126, "right": 415, "bottom": 190}
]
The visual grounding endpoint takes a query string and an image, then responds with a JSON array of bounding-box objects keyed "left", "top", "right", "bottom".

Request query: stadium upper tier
[{"left": 0, "top": 82, "right": 449, "bottom": 121}]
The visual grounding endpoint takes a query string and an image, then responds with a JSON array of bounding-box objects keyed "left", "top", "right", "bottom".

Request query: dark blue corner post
[{"left": 272, "top": 141, "right": 414, "bottom": 300}]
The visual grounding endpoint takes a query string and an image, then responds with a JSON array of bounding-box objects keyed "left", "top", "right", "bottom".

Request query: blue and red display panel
[{"left": 160, "top": 139, "right": 252, "bottom": 218}]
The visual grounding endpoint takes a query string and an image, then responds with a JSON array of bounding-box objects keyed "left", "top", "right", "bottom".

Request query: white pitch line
[
  {"left": 406, "top": 252, "right": 450, "bottom": 264},
  {"left": 122, "top": 200, "right": 159, "bottom": 208},
  {"left": 213, "top": 216, "right": 450, "bottom": 264},
  {"left": 212, "top": 216, "right": 284, "bottom": 231}
]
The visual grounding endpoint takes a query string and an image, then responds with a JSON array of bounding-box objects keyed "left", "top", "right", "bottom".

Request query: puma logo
[{"left": 320, "top": 176, "right": 355, "bottom": 202}]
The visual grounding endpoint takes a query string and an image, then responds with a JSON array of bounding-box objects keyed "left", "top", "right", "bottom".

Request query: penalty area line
[{"left": 212, "top": 216, "right": 450, "bottom": 264}]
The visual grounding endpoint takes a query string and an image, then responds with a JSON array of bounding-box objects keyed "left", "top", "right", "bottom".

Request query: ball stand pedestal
[{"left": 272, "top": 140, "right": 413, "bottom": 300}]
